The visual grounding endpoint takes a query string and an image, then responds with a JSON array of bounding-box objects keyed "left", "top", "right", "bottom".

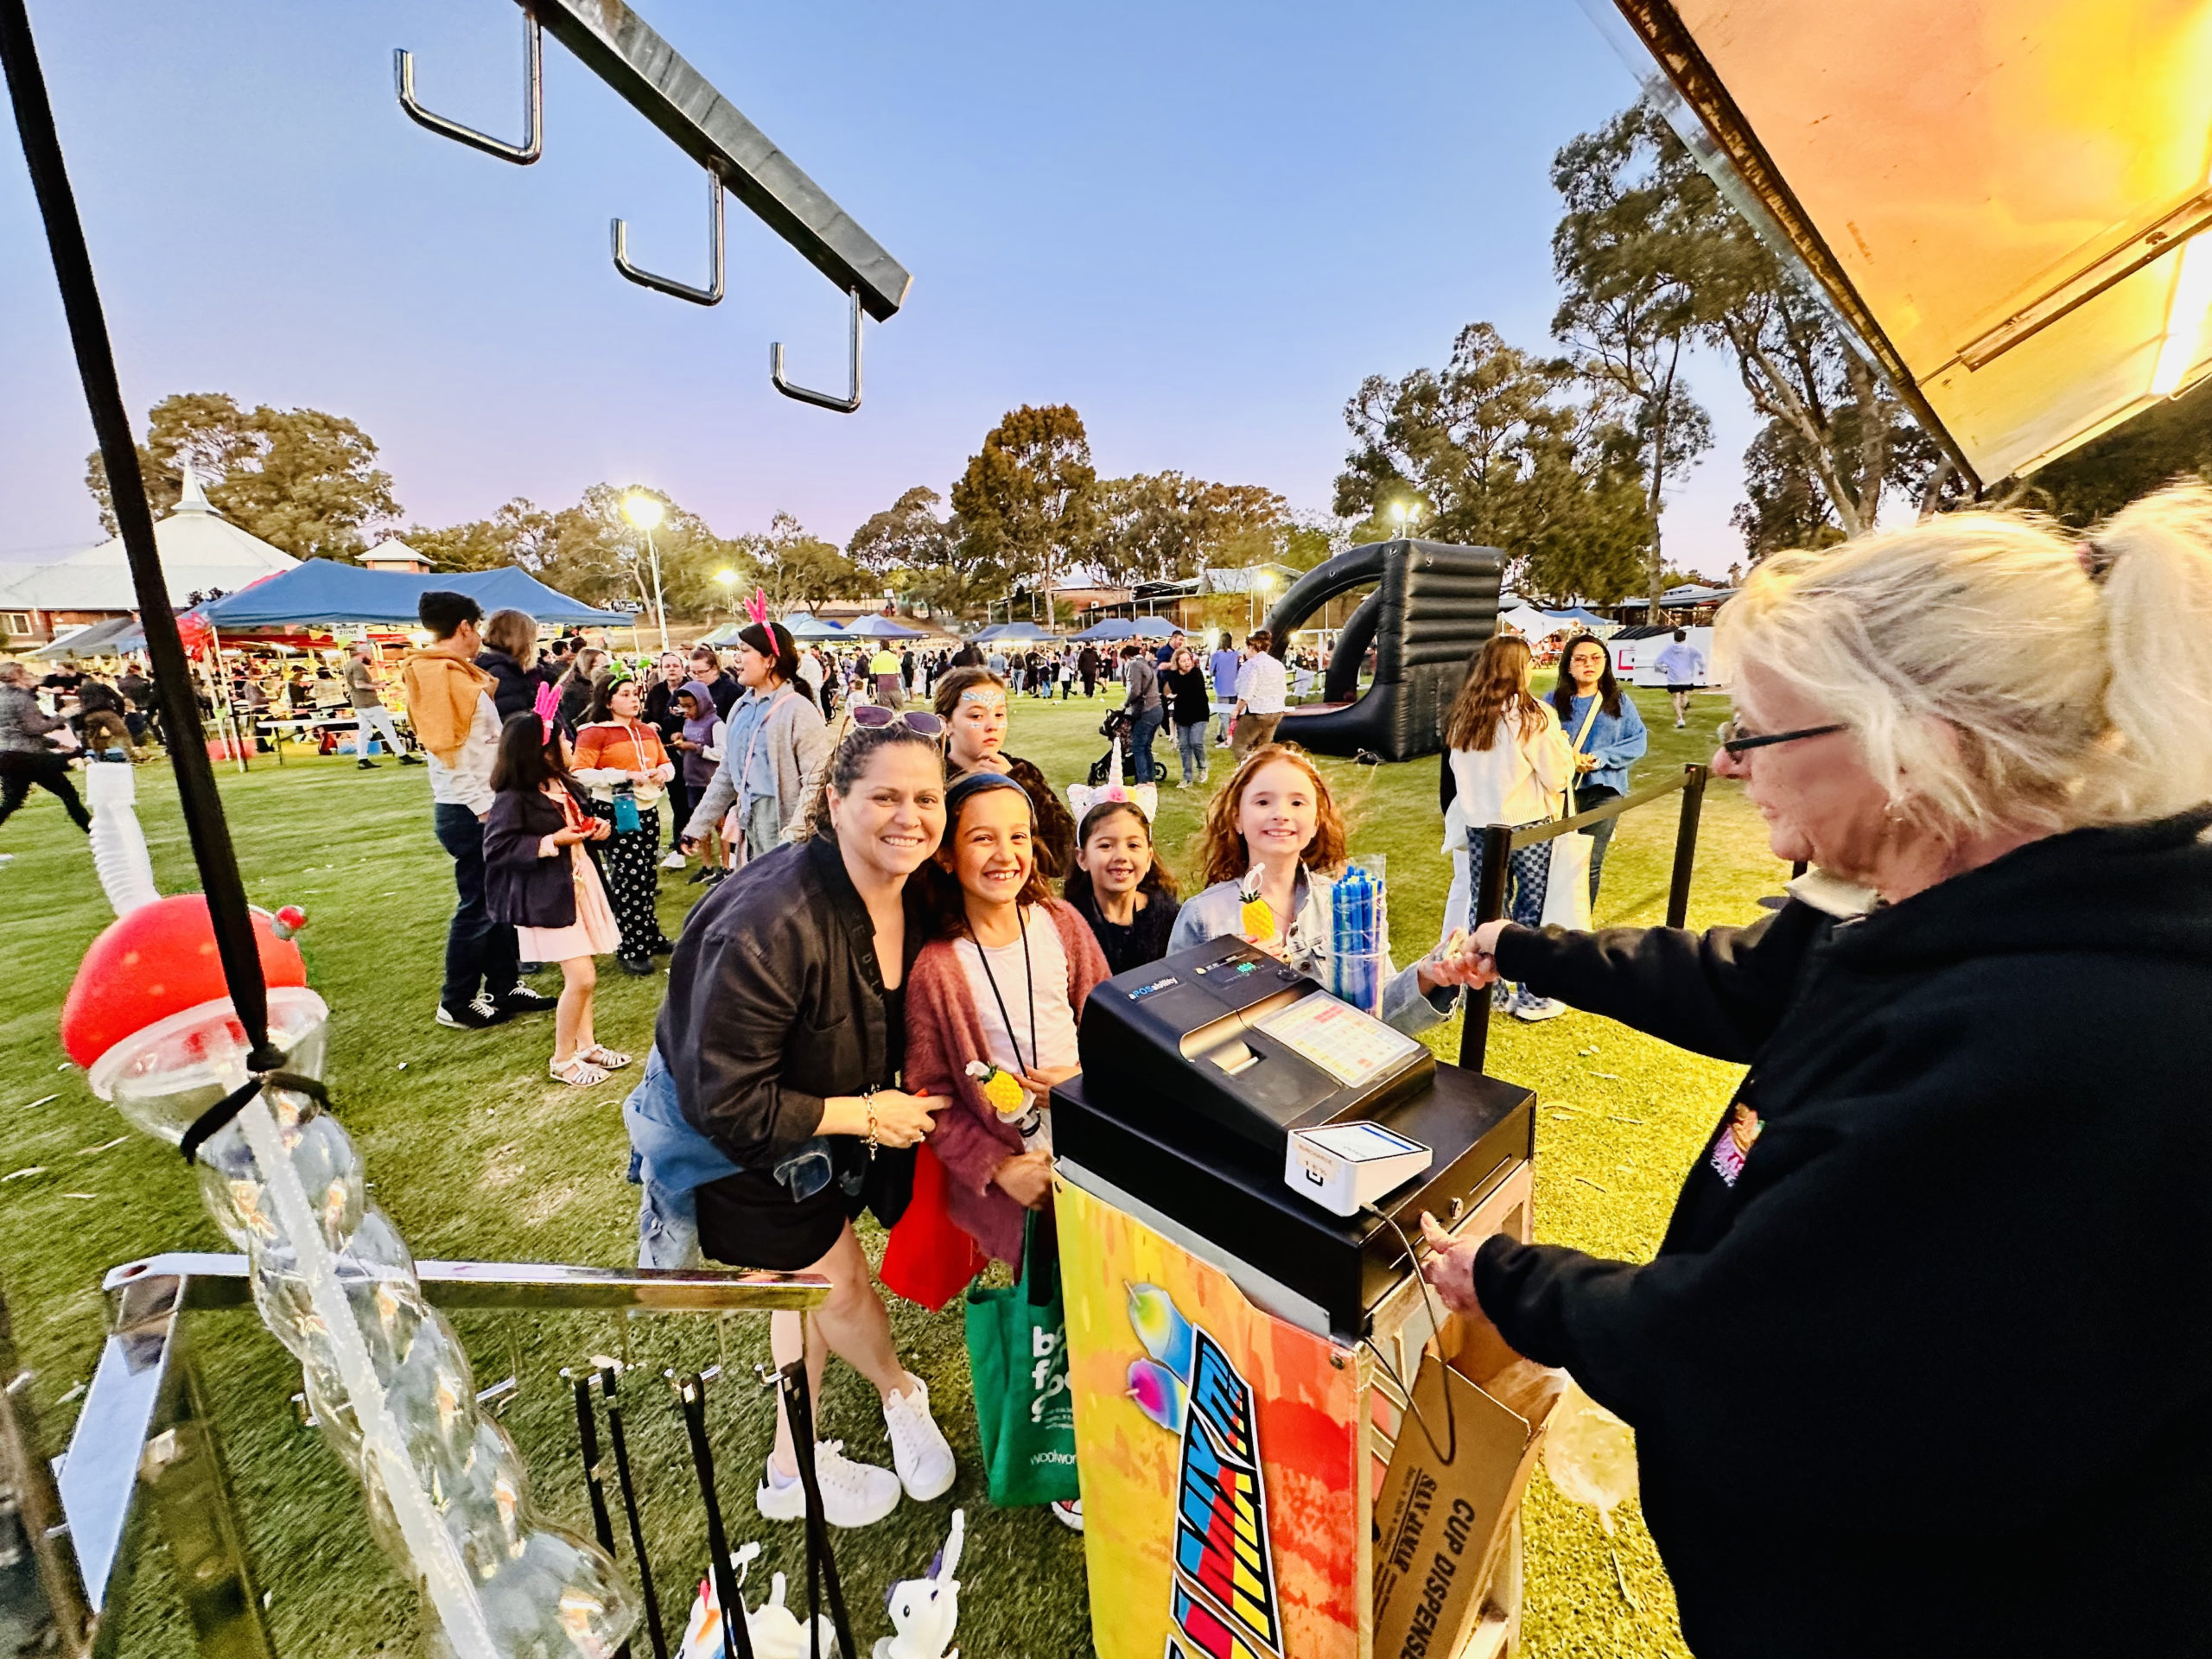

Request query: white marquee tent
[{"left": 0, "top": 464, "right": 297, "bottom": 615}]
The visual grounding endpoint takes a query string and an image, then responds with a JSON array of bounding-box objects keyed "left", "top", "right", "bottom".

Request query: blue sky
[{"left": 0, "top": 0, "right": 1755, "bottom": 575}]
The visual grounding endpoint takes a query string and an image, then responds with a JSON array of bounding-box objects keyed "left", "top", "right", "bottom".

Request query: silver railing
[{"left": 0, "top": 1256, "right": 828, "bottom": 1658}]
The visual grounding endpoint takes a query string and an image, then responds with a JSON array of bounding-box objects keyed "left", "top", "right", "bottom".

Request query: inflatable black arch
[{"left": 1262, "top": 538, "right": 1503, "bottom": 762}]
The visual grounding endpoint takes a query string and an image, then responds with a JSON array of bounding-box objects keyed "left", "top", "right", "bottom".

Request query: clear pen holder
[{"left": 1330, "top": 949, "right": 1389, "bottom": 1019}]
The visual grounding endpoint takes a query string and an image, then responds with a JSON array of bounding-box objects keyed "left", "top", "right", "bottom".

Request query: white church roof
[{"left": 0, "top": 464, "right": 299, "bottom": 613}]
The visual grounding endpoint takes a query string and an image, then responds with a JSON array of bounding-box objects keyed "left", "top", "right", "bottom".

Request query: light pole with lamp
[
  {"left": 622, "top": 492, "right": 669, "bottom": 651},
  {"left": 1249, "top": 568, "right": 1276, "bottom": 635},
  {"left": 714, "top": 566, "right": 739, "bottom": 623},
  {"left": 1389, "top": 500, "right": 1424, "bottom": 542}
]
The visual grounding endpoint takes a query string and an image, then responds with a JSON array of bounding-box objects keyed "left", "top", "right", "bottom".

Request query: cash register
[{"left": 1052, "top": 937, "right": 1534, "bottom": 1342}]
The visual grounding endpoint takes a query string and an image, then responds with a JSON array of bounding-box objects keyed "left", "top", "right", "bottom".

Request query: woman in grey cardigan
[{"left": 680, "top": 620, "right": 830, "bottom": 866}]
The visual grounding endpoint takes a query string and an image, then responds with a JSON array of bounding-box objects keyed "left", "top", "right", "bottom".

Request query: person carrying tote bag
[
  {"left": 1539, "top": 694, "right": 1605, "bottom": 936},
  {"left": 1550, "top": 632, "right": 1649, "bottom": 909},
  {"left": 1437, "top": 634, "right": 1573, "bottom": 1021}
]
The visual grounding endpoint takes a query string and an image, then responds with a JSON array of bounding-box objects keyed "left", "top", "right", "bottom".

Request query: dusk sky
[{"left": 0, "top": 0, "right": 1758, "bottom": 575}]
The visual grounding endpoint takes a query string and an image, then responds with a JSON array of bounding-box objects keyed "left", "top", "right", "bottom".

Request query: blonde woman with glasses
[{"left": 1430, "top": 483, "right": 2212, "bottom": 1658}]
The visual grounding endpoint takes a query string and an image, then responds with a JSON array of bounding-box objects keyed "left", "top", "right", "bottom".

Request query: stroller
[{"left": 1087, "top": 706, "right": 1139, "bottom": 786}]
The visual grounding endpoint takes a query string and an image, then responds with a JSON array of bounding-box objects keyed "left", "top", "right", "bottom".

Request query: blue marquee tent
[
  {"left": 1071, "top": 618, "right": 1139, "bottom": 641},
  {"left": 840, "top": 613, "right": 925, "bottom": 639},
  {"left": 196, "top": 559, "right": 627, "bottom": 628},
  {"left": 784, "top": 614, "right": 849, "bottom": 639}
]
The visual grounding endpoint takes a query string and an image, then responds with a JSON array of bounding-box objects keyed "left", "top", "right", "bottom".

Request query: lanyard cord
[{"left": 973, "top": 906, "right": 1038, "bottom": 1074}]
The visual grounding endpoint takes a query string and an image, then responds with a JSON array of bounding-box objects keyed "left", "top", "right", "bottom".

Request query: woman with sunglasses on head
[
  {"left": 680, "top": 620, "right": 829, "bottom": 871},
  {"left": 932, "top": 664, "right": 1080, "bottom": 879},
  {"left": 1428, "top": 484, "right": 2212, "bottom": 1659},
  {"left": 627, "top": 718, "right": 956, "bottom": 1533}
]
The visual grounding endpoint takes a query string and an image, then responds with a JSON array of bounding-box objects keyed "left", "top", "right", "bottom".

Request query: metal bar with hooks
[
  {"left": 394, "top": 10, "right": 543, "bottom": 164},
  {"left": 772, "top": 287, "right": 863, "bottom": 414},
  {"left": 611, "top": 168, "right": 725, "bottom": 306},
  {"left": 522, "top": 0, "right": 909, "bottom": 321}
]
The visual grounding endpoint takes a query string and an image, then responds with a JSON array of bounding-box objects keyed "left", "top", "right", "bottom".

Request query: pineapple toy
[
  {"left": 1239, "top": 862, "right": 1277, "bottom": 944},
  {"left": 966, "top": 1059, "right": 1030, "bottom": 1121}
]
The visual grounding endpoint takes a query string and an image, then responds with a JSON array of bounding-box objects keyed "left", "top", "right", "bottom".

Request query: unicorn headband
[{"left": 1066, "top": 735, "right": 1159, "bottom": 824}]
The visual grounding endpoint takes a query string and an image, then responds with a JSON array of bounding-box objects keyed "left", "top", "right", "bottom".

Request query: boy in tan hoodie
[{"left": 398, "top": 591, "right": 556, "bottom": 1030}]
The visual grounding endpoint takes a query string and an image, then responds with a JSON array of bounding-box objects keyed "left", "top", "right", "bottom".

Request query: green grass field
[{"left": 0, "top": 683, "right": 1783, "bottom": 1658}]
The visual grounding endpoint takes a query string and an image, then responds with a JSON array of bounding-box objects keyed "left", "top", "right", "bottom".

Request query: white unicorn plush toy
[{"left": 874, "top": 1510, "right": 964, "bottom": 1659}]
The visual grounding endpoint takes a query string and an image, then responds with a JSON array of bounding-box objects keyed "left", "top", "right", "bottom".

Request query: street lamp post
[
  {"left": 715, "top": 566, "right": 739, "bottom": 622},
  {"left": 622, "top": 492, "right": 669, "bottom": 650},
  {"left": 1389, "top": 500, "right": 1423, "bottom": 543}
]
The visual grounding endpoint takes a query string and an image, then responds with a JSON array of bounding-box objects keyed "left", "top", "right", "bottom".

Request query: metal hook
[
  {"left": 394, "top": 11, "right": 543, "bottom": 165},
  {"left": 772, "top": 287, "right": 864, "bottom": 413},
  {"left": 611, "top": 170, "right": 725, "bottom": 306}
]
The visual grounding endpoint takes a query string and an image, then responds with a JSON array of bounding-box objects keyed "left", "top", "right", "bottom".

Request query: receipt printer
[{"left": 1286, "top": 1122, "right": 1433, "bottom": 1217}]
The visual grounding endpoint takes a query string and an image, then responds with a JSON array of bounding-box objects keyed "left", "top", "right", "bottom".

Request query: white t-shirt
[
  {"left": 957, "top": 908, "right": 1080, "bottom": 1153},
  {"left": 1236, "top": 652, "right": 1288, "bottom": 715}
]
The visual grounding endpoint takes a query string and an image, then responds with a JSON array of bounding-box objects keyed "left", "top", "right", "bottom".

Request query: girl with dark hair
[
  {"left": 681, "top": 620, "right": 829, "bottom": 868},
  {"left": 555, "top": 645, "right": 607, "bottom": 734},
  {"left": 1437, "top": 633, "right": 1574, "bottom": 1019},
  {"left": 627, "top": 717, "right": 955, "bottom": 1531},
  {"left": 1064, "top": 799, "right": 1181, "bottom": 974},
  {"left": 1548, "top": 632, "right": 1648, "bottom": 908},
  {"left": 905, "top": 771, "right": 1108, "bottom": 1532},
  {"left": 1169, "top": 742, "right": 1471, "bottom": 1033},
  {"left": 932, "top": 665, "right": 1079, "bottom": 878},
  {"left": 484, "top": 710, "right": 620, "bottom": 1086},
  {"left": 573, "top": 671, "right": 676, "bottom": 974}
]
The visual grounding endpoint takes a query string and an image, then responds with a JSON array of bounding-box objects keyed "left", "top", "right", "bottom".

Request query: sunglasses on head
[{"left": 849, "top": 705, "right": 944, "bottom": 737}]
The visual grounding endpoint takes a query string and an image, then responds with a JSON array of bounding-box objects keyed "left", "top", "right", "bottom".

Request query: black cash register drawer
[{"left": 1052, "top": 1065, "right": 1534, "bottom": 1341}]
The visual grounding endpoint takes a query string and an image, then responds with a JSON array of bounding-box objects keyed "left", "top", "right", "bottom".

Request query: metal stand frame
[
  {"left": 1459, "top": 761, "right": 1710, "bottom": 1071},
  {"left": 17, "top": 1255, "right": 825, "bottom": 1658}
]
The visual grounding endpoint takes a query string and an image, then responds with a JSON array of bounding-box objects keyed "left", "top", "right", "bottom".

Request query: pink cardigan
[{"left": 905, "top": 898, "right": 1109, "bottom": 1266}]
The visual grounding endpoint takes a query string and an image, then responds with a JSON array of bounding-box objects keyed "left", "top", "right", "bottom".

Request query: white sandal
[
  {"left": 581, "top": 1043, "right": 632, "bottom": 1070},
  {"left": 550, "top": 1055, "right": 609, "bottom": 1088}
]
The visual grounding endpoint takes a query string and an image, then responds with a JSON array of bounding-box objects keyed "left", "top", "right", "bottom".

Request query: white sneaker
[
  {"left": 658, "top": 849, "right": 688, "bottom": 870},
  {"left": 882, "top": 1373, "right": 956, "bottom": 1501},
  {"left": 755, "top": 1441, "right": 899, "bottom": 1529},
  {"left": 1052, "top": 1498, "right": 1084, "bottom": 1532},
  {"left": 1510, "top": 995, "right": 1568, "bottom": 1023}
]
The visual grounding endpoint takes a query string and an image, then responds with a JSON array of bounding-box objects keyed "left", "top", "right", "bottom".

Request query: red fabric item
[
  {"left": 878, "top": 1141, "right": 988, "bottom": 1311},
  {"left": 903, "top": 898, "right": 1110, "bottom": 1267}
]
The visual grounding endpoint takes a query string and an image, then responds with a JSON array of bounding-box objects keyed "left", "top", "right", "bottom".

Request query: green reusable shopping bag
[{"left": 963, "top": 1211, "right": 1079, "bottom": 1507}]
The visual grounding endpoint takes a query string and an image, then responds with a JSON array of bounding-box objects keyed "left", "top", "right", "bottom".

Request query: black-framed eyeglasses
[
  {"left": 848, "top": 704, "right": 944, "bottom": 738},
  {"left": 1716, "top": 716, "right": 1847, "bottom": 754}
]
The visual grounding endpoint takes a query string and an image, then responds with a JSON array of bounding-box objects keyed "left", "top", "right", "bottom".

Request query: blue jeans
[
  {"left": 1129, "top": 708, "right": 1164, "bottom": 784},
  {"left": 432, "top": 802, "right": 518, "bottom": 1011},
  {"left": 1174, "top": 721, "right": 1209, "bottom": 782}
]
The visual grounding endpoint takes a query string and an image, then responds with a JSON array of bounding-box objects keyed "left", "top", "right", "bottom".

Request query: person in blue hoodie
[{"left": 1550, "top": 632, "right": 1648, "bottom": 907}]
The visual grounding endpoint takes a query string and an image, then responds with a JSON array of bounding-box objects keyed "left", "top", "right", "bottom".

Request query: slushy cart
[{"left": 1052, "top": 939, "right": 1538, "bottom": 1659}]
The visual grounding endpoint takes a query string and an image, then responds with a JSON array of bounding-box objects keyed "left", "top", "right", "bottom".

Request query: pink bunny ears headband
[
  {"left": 533, "top": 682, "right": 562, "bottom": 741},
  {"left": 745, "top": 587, "right": 769, "bottom": 626}
]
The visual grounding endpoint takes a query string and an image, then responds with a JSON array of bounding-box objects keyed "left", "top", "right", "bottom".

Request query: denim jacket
[
  {"left": 1166, "top": 868, "right": 1454, "bottom": 1036},
  {"left": 1558, "top": 692, "right": 1649, "bottom": 799},
  {"left": 623, "top": 1046, "right": 740, "bottom": 1268}
]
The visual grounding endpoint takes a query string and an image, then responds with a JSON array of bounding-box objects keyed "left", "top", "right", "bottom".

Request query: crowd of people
[{"left": 23, "top": 478, "right": 2205, "bottom": 1656}]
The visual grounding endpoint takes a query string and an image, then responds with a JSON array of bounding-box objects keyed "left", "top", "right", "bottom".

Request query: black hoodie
[{"left": 1482, "top": 806, "right": 2212, "bottom": 1658}]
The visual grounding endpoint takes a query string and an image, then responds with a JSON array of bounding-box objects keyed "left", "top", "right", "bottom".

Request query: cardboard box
[{"left": 1371, "top": 1315, "right": 1564, "bottom": 1659}]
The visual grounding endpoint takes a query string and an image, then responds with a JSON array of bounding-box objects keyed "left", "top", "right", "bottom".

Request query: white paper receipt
[{"left": 1255, "top": 994, "right": 1422, "bottom": 1087}]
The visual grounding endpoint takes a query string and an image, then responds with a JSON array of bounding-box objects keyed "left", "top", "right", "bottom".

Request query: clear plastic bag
[{"left": 1542, "top": 1378, "right": 1639, "bottom": 1534}]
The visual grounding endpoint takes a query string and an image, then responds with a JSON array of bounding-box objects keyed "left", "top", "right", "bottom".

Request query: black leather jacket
[
  {"left": 658, "top": 835, "right": 925, "bottom": 1169},
  {"left": 475, "top": 649, "right": 537, "bottom": 723}
]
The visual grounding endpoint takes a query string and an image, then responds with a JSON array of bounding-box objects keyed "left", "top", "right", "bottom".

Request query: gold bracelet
[{"left": 862, "top": 1090, "right": 880, "bottom": 1160}]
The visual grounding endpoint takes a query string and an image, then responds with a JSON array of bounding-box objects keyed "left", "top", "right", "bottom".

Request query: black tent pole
[{"left": 0, "top": 0, "right": 281, "bottom": 1069}]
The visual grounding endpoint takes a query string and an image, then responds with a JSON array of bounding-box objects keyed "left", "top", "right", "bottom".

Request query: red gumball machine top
[{"left": 61, "top": 893, "right": 308, "bottom": 1071}]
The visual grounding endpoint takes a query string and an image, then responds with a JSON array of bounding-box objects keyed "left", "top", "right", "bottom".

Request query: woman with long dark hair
[
  {"left": 1064, "top": 798, "right": 1181, "bottom": 973},
  {"left": 1437, "top": 632, "right": 1573, "bottom": 1018},
  {"left": 628, "top": 717, "right": 956, "bottom": 1531},
  {"left": 1548, "top": 632, "right": 1648, "bottom": 909},
  {"left": 572, "top": 671, "right": 675, "bottom": 974}
]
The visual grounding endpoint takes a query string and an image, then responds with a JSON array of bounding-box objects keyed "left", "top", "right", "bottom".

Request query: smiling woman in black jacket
[
  {"left": 1430, "top": 483, "right": 2212, "bottom": 1658},
  {"left": 652, "top": 719, "right": 958, "bottom": 1533}
]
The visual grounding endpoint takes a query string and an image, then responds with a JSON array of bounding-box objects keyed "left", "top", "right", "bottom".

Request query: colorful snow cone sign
[
  {"left": 1057, "top": 1180, "right": 1363, "bottom": 1659},
  {"left": 62, "top": 893, "right": 636, "bottom": 1659}
]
